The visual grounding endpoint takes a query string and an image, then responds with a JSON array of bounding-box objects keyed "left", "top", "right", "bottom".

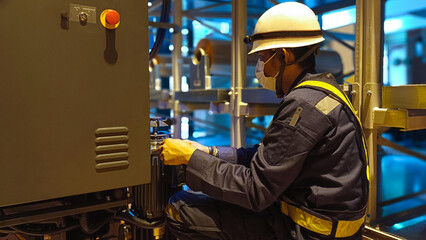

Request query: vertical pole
[
  {"left": 231, "top": 0, "right": 247, "bottom": 148},
  {"left": 172, "top": 0, "right": 182, "bottom": 138},
  {"left": 354, "top": 0, "right": 384, "bottom": 221}
]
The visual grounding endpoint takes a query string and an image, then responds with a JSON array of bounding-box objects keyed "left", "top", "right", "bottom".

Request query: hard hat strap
[
  {"left": 273, "top": 44, "right": 319, "bottom": 97},
  {"left": 275, "top": 50, "right": 286, "bottom": 98},
  {"left": 292, "top": 44, "right": 320, "bottom": 65},
  {"left": 244, "top": 30, "right": 322, "bottom": 44}
]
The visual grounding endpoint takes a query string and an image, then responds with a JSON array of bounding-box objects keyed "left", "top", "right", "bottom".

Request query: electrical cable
[
  {"left": 149, "top": 0, "right": 171, "bottom": 60},
  {"left": 8, "top": 224, "right": 80, "bottom": 236},
  {"left": 79, "top": 212, "right": 114, "bottom": 235},
  {"left": 113, "top": 210, "right": 165, "bottom": 229},
  {"left": 2, "top": 210, "right": 114, "bottom": 237},
  {"left": 0, "top": 227, "right": 17, "bottom": 234}
]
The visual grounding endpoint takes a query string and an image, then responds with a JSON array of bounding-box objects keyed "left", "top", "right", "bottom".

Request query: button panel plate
[{"left": 69, "top": 3, "right": 96, "bottom": 24}]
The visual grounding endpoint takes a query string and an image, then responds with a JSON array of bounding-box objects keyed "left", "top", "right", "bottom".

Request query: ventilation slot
[{"left": 95, "top": 127, "right": 129, "bottom": 171}]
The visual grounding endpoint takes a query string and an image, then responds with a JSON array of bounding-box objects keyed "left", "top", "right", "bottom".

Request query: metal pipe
[
  {"left": 231, "top": 0, "right": 247, "bottom": 148},
  {"left": 148, "top": 21, "right": 179, "bottom": 32},
  {"left": 267, "top": 0, "right": 280, "bottom": 5},
  {"left": 372, "top": 204, "right": 426, "bottom": 227},
  {"left": 151, "top": 10, "right": 261, "bottom": 19},
  {"left": 312, "top": 0, "right": 356, "bottom": 15},
  {"left": 183, "top": 14, "right": 232, "bottom": 39},
  {"left": 149, "top": 0, "right": 163, "bottom": 14},
  {"left": 377, "top": 190, "right": 426, "bottom": 207},
  {"left": 363, "top": 225, "right": 407, "bottom": 240},
  {"left": 149, "top": 1, "right": 356, "bottom": 19},
  {"left": 378, "top": 136, "right": 426, "bottom": 161},
  {"left": 354, "top": 0, "right": 385, "bottom": 221},
  {"left": 172, "top": 0, "right": 183, "bottom": 139},
  {"left": 323, "top": 31, "right": 355, "bottom": 51},
  {"left": 185, "top": 1, "right": 231, "bottom": 14}
]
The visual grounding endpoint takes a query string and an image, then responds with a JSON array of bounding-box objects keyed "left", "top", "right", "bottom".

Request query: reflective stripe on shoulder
[
  {"left": 296, "top": 81, "right": 357, "bottom": 118},
  {"left": 295, "top": 80, "right": 370, "bottom": 182},
  {"left": 315, "top": 95, "right": 340, "bottom": 115}
]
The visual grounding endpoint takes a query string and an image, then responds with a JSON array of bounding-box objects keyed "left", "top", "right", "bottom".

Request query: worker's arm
[
  {"left": 184, "top": 140, "right": 260, "bottom": 167},
  {"left": 184, "top": 93, "right": 332, "bottom": 212},
  {"left": 210, "top": 145, "right": 259, "bottom": 167}
]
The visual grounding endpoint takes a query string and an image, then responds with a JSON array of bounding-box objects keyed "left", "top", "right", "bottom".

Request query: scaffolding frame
[{"left": 150, "top": 0, "right": 426, "bottom": 226}]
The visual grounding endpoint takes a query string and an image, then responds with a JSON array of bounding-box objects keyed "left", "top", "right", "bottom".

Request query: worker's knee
[
  {"left": 168, "top": 190, "right": 211, "bottom": 205},
  {"left": 167, "top": 190, "right": 212, "bottom": 223},
  {"left": 165, "top": 203, "right": 183, "bottom": 223}
]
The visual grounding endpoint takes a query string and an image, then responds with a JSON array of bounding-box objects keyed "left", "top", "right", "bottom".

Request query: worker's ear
[{"left": 281, "top": 48, "right": 295, "bottom": 65}]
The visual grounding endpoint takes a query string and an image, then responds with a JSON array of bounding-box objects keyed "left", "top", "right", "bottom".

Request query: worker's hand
[
  {"left": 159, "top": 138, "right": 197, "bottom": 165},
  {"left": 183, "top": 140, "right": 209, "bottom": 154}
]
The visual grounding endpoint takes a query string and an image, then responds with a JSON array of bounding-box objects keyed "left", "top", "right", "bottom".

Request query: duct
[
  {"left": 191, "top": 39, "right": 344, "bottom": 80},
  {"left": 192, "top": 39, "right": 258, "bottom": 78}
]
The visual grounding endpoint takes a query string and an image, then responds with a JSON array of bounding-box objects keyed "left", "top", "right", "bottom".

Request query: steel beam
[
  {"left": 267, "top": 0, "right": 280, "bottom": 5},
  {"left": 323, "top": 31, "right": 355, "bottom": 51},
  {"left": 175, "top": 89, "right": 230, "bottom": 102},
  {"left": 183, "top": 14, "right": 232, "bottom": 39},
  {"left": 354, "top": 0, "right": 385, "bottom": 221},
  {"left": 149, "top": 21, "right": 180, "bottom": 32},
  {"left": 374, "top": 108, "right": 426, "bottom": 131},
  {"left": 149, "top": 0, "right": 164, "bottom": 14},
  {"left": 382, "top": 85, "right": 426, "bottom": 109},
  {"left": 363, "top": 225, "right": 407, "bottom": 240},
  {"left": 312, "top": 0, "right": 356, "bottom": 15},
  {"left": 230, "top": 0, "right": 247, "bottom": 148},
  {"left": 150, "top": 0, "right": 356, "bottom": 19},
  {"left": 371, "top": 204, "right": 426, "bottom": 226},
  {"left": 185, "top": 1, "right": 231, "bottom": 14},
  {"left": 172, "top": 0, "right": 183, "bottom": 139},
  {"left": 377, "top": 190, "right": 426, "bottom": 207}
]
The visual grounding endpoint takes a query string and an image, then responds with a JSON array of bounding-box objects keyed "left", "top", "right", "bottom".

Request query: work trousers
[
  {"left": 166, "top": 190, "right": 289, "bottom": 240},
  {"left": 166, "top": 191, "right": 364, "bottom": 240}
]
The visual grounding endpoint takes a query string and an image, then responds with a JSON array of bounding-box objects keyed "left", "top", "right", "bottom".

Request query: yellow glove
[{"left": 159, "top": 138, "right": 197, "bottom": 165}]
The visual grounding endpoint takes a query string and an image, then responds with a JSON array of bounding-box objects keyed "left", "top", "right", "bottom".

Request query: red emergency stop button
[
  {"left": 100, "top": 9, "right": 120, "bottom": 29},
  {"left": 106, "top": 10, "right": 120, "bottom": 25}
]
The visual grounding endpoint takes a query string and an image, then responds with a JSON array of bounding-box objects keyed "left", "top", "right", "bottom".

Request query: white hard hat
[{"left": 245, "top": 2, "right": 325, "bottom": 54}]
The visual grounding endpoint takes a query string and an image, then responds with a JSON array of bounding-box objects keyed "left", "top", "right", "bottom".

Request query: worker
[{"left": 159, "top": 2, "right": 369, "bottom": 240}]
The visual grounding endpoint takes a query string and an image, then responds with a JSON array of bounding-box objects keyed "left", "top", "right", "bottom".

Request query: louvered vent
[{"left": 95, "top": 127, "right": 129, "bottom": 171}]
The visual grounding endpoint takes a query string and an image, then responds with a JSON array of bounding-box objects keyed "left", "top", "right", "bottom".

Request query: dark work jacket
[{"left": 186, "top": 73, "right": 369, "bottom": 239}]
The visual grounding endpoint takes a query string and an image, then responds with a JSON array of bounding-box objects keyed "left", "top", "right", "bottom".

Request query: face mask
[{"left": 255, "top": 53, "right": 279, "bottom": 92}]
